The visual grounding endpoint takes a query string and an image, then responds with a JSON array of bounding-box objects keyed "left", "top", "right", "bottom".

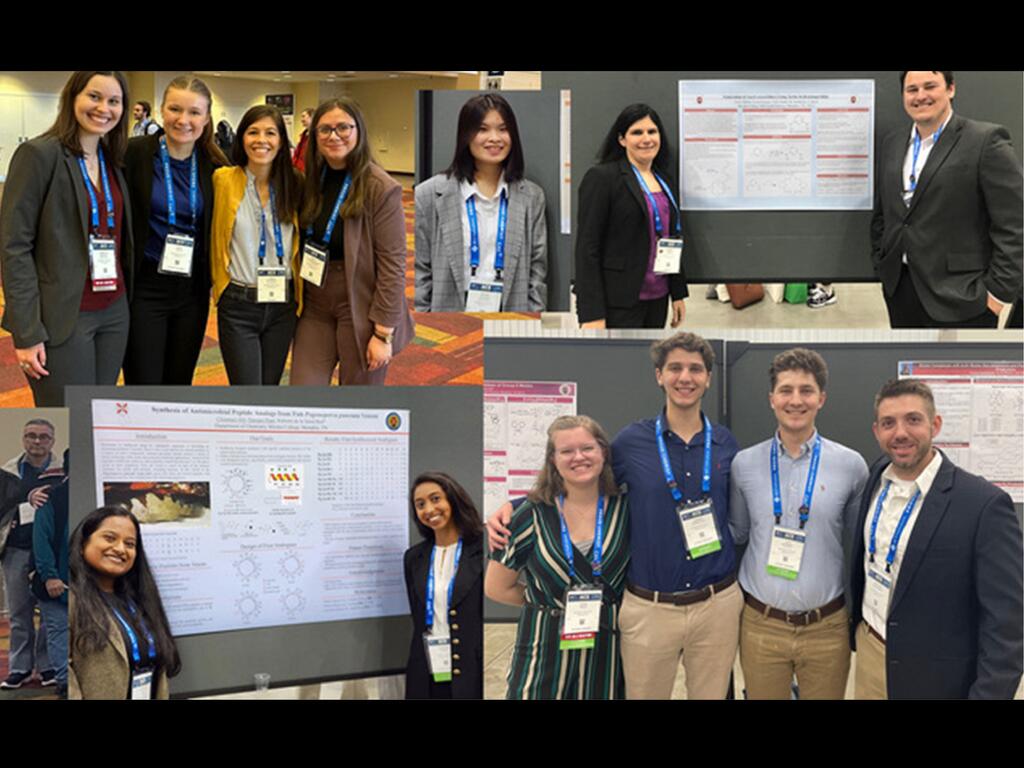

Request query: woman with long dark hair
[
  {"left": 415, "top": 93, "right": 547, "bottom": 312},
  {"left": 210, "top": 104, "right": 302, "bottom": 384},
  {"left": 0, "top": 70, "right": 133, "bottom": 406},
  {"left": 290, "top": 97, "right": 414, "bottom": 386},
  {"left": 122, "top": 75, "right": 228, "bottom": 385},
  {"left": 575, "top": 103, "right": 689, "bottom": 329},
  {"left": 68, "top": 506, "right": 179, "bottom": 699},
  {"left": 404, "top": 472, "right": 483, "bottom": 699}
]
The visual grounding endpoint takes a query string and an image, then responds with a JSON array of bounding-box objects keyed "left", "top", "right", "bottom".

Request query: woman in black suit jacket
[
  {"left": 122, "top": 75, "right": 227, "bottom": 385},
  {"left": 574, "top": 104, "right": 688, "bottom": 329},
  {"left": 404, "top": 472, "right": 483, "bottom": 700}
]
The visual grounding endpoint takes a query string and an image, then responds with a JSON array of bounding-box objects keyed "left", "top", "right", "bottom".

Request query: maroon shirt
[{"left": 79, "top": 160, "right": 126, "bottom": 312}]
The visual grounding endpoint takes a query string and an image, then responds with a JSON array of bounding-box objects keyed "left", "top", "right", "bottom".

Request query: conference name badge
[
  {"left": 465, "top": 280, "right": 503, "bottom": 312},
  {"left": 257, "top": 266, "right": 287, "bottom": 304},
  {"left": 654, "top": 237, "right": 683, "bottom": 274},
  {"left": 423, "top": 633, "right": 452, "bottom": 682},
  {"left": 88, "top": 235, "right": 118, "bottom": 292},
  {"left": 299, "top": 242, "right": 328, "bottom": 287},
  {"left": 864, "top": 566, "right": 892, "bottom": 618},
  {"left": 766, "top": 526, "right": 806, "bottom": 580},
  {"left": 677, "top": 499, "right": 721, "bottom": 558},
  {"left": 560, "top": 585, "right": 602, "bottom": 650},
  {"left": 158, "top": 232, "right": 195, "bottom": 276},
  {"left": 131, "top": 670, "right": 154, "bottom": 700}
]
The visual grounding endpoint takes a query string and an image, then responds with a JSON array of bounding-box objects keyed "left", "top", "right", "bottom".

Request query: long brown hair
[
  {"left": 161, "top": 75, "right": 229, "bottom": 167},
  {"left": 42, "top": 71, "right": 130, "bottom": 165},
  {"left": 231, "top": 104, "right": 301, "bottom": 222},
  {"left": 299, "top": 97, "right": 373, "bottom": 229},
  {"left": 528, "top": 415, "right": 619, "bottom": 505}
]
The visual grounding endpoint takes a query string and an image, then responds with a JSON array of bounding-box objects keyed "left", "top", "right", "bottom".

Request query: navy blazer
[{"left": 849, "top": 453, "right": 1023, "bottom": 699}]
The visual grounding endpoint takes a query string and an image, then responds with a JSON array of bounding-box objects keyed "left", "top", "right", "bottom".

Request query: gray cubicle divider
[
  {"left": 67, "top": 385, "right": 482, "bottom": 698},
  {"left": 543, "top": 71, "right": 1024, "bottom": 285},
  {"left": 416, "top": 90, "right": 567, "bottom": 310}
]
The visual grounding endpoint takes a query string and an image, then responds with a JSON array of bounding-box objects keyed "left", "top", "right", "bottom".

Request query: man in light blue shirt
[{"left": 729, "top": 348, "right": 868, "bottom": 699}]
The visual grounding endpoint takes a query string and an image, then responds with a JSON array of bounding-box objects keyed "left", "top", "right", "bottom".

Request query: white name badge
[
  {"left": 423, "top": 633, "right": 452, "bottom": 682},
  {"left": 130, "top": 670, "right": 153, "bottom": 700},
  {"left": 88, "top": 235, "right": 118, "bottom": 292},
  {"left": 677, "top": 499, "right": 722, "bottom": 558},
  {"left": 18, "top": 502, "right": 35, "bottom": 526},
  {"left": 257, "top": 266, "right": 288, "bottom": 303},
  {"left": 465, "top": 280, "right": 503, "bottom": 312},
  {"left": 158, "top": 232, "right": 195, "bottom": 276},
  {"left": 560, "top": 585, "right": 602, "bottom": 650},
  {"left": 299, "top": 242, "right": 328, "bottom": 287},
  {"left": 864, "top": 566, "right": 893, "bottom": 621},
  {"left": 766, "top": 526, "right": 806, "bottom": 580},
  {"left": 654, "top": 238, "right": 684, "bottom": 274}
]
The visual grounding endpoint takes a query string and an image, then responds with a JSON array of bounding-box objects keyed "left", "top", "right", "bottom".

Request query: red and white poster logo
[{"left": 116, "top": 403, "right": 128, "bottom": 415}]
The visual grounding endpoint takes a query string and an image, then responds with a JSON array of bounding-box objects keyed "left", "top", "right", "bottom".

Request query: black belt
[
  {"left": 627, "top": 574, "right": 736, "bottom": 606},
  {"left": 744, "top": 593, "right": 845, "bottom": 627}
]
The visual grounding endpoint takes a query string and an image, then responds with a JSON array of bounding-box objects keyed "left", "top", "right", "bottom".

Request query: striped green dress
[{"left": 491, "top": 495, "right": 630, "bottom": 699}]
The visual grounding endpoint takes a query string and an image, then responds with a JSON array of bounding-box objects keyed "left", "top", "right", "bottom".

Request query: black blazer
[
  {"left": 849, "top": 453, "right": 1024, "bottom": 699},
  {"left": 574, "top": 158, "right": 689, "bottom": 324},
  {"left": 123, "top": 134, "right": 217, "bottom": 293},
  {"left": 403, "top": 535, "right": 483, "bottom": 699}
]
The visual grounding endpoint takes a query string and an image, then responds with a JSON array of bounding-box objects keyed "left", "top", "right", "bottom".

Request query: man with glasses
[{"left": 0, "top": 419, "right": 62, "bottom": 689}]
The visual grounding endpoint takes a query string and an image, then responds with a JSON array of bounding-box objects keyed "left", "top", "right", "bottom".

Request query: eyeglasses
[
  {"left": 24, "top": 432, "right": 54, "bottom": 442},
  {"left": 317, "top": 123, "right": 356, "bottom": 139}
]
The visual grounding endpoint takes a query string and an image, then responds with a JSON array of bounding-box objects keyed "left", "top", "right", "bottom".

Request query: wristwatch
[{"left": 373, "top": 328, "right": 394, "bottom": 345}]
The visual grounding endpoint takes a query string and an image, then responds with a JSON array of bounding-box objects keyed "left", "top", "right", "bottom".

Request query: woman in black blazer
[
  {"left": 122, "top": 75, "right": 227, "bottom": 385},
  {"left": 404, "top": 472, "right": 483, "bottom": 699},
  {"left": 0, "top": 71, "right": 133, "bottom": 407},
  {"left": 574, "top": 103, "right": 689, "bottom": 329}
]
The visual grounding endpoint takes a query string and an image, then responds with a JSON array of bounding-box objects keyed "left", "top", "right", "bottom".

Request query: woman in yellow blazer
[
  {"left": 211, "top": 105, "right": 303, "bottom": 385},
  {"left": 69, "top": 506, "right": 178, "bottom": 700}
]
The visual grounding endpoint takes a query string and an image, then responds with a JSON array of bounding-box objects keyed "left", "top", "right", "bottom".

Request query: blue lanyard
[
  {"left": 655, "top": 413, "right": 712, "bottom": 502},
  {"left": 909, "top": 123, "right": 944, "bottom": 192},
  {"left": 257, "top": 185, "right": 285, "bottom": 266},
  {"left": 110, "top": 600, "right": 157, "bottom": 668},
  {"left": 158, "top": 137, "right": 198, "bottom": 231},
  {"left": 306, "top": 168, "right": 351, "bottom": 244},
  {"left": 466, "top": 190, "right": 508, "bottom": 275},
  {"left": 425, "top": 538, "right": 462, "bottom": 631},
  {"left": 76, "top": 147, "right": 114, "bottom": 231},
  {"left": 868, "top": 480, "right": 922, "bottom": 572},
  {"left": 630, "top": 165, "right": 680, "bottom": 238},
  {"left": 770, "top": 433, "right": 822, "bottom": 529},
  {"left": 557, "top": 494, "right": 605, "bottom": 581}
]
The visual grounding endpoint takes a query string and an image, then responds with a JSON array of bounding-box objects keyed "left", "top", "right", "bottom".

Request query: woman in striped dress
[{"left": 486, "top": 415, "right": 630, "bottom": 699}]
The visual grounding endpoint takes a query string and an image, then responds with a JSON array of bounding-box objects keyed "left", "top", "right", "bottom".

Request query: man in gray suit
[{"left": 871, "top": 71, "right": 1023, "bottom": 328}]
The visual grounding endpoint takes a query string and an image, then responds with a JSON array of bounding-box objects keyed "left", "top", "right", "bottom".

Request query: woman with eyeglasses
[{"left": 290, "top": 98, "right": 414, "bottom": 385}]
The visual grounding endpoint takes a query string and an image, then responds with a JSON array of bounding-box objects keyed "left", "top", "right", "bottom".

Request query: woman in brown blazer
[{"left": 290, "top": 97, "right": 414, "bottom": 385}]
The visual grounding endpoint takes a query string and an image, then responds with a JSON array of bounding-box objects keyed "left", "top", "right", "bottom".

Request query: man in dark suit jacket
[
  {"left": 871, "top": 71, "right": 1023, "bottom": 328},
  {"left": 849, "top": 378, "right": 1023, "bottom": 699}
]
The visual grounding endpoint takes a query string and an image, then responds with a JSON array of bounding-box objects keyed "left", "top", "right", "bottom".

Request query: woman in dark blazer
[
  {"left": 574, "top": 103, "right": 689, "bottom": 330},
  {"left": 122, "top": 75, "right": 227, "bottom": 385},
  {"left": 404, "top": 472, "right": 483, "bottom": 700},
  {"left": 0, "top": 71, "right": 133, "bottom": 407}
]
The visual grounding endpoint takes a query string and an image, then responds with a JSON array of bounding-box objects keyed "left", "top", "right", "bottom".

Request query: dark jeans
[
  {"left": 606, "top": 294, "right": 670, "bottom": 329},
  {"left": 216, "top": 284, "right": 298, "bottom": 385}
]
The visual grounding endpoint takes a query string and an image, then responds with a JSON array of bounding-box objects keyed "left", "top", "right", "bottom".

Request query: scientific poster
[
  {"left": 91, "top": 399, "right": 410, "bottom": 635},
  {"left": 679, "top": 80, "right": 875, "bottom": 210}
]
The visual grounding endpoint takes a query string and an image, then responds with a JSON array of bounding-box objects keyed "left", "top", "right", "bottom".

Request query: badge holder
[
  {"left": 654, "top": 237, "right": 684, "bottom": 274},
  {"left": 676, "top": 498, "right": 721, "bottom": 558},
  {"left": 864, "top": 566, "right": 892, "bottom": 618},
  {"left": 257, "top": 266, "right": 288, "bottom": 303},
  {"left": 88, "top": 235, "right": 118, "bottom": 292},
  {"left": 300, "top": 242, "right": 328, "bottom": 287},
  {"left": 130, "top": 669, "right": 154, "bottom": 700},
  {"left": 423, "top": 633, "right": 452, "bottom": 682},
  {"left": 465, "top": 277, "right": 503, "bottom": 312},
  {"left": 158, "top": 232, "right": 195, "bottom": 276},
  {"left": 559, "top": 584, "right": 603, "bottom": 650},
  {"left": 766, "top": 526, "right": 807, "bottom": 580}
]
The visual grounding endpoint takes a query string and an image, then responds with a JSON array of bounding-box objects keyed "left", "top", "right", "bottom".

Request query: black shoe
[
  {"left": 40, "top": 669, "right": 57, "bottom": 687},
  {"left": 1, "top": 671, "right": 31, "bottom": 689}
]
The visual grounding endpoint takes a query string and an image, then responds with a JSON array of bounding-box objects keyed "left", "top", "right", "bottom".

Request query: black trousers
[
  {"left": 886, "top": 264, "right": 998, "bottom": 329},
  {"left": 216, "top": 284, "right": 297, "bottom": 385},
  {"left": 605, "top": 294, "right": 670, "bottom": 329}
]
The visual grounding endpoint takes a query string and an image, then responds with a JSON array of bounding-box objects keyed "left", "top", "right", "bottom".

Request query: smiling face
[
  {"left": 656, "top": 348, "right": 710, "bottom": 413},
  {"left": 161, "top": 87, "right": 211, "bottom": 151},
  {"left": 873, "top": 394, "right": 942, "bottom": 480},
  {"left": 618, "top": 115, "right": 661, "bottom": 168},
  {"left": 73, "top": 74, "right": 124, "bottom": 139},
  {"left": 551, "top": 426, "right": 605, "bottom": 490},
  {"left": 469, "top": 108, "right": 511, "bottom": 170},
  {"left": 83, "top": 515, "right": 138, "bottom": 592},
  {"left": 315, "top": 107, "right": 359, "bottom": 170},
  {"left": 769, "top": 369, "right": 826, "bottom": 441},
  {"left": 243, "top": 116, "right": 281, "bottom": 170},
  {"left": 902, "top": 71, "right": 955, "bottom": 132},
  {"left": 413, "top": 481, "right": 457, "bottom": 538}
]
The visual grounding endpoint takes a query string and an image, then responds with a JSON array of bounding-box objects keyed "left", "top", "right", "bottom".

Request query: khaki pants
[
  {"left": 739, "top": 602, "right": 851, "bottom": 699},
  {"left": 619, "top": 581, "right": 743, "bottom": 699},
  {"left": 854, "top": 621, "right": 888, "bottom": 699}
]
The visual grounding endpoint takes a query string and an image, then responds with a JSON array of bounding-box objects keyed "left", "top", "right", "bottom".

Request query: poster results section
[{"left": 91, "top": 399, "right": 410, "bottom": 636}]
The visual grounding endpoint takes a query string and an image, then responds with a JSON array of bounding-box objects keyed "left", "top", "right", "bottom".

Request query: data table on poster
[{"left": 91, "top": 399, "right": 410, "bottom": 636}]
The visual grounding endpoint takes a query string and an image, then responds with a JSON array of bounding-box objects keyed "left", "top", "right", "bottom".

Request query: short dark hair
[
  {"left": 874, "top": 378, "right": 936, "bottom": 419},
  {"left": 232, "top": 104, "right": 301, "bottom": 222},
  {"left": 24, "top": 418, "right": 55, "bottom": 433},
  {"left": 42, "top": 71, "right": 130, "bottom": 165},
  {"left": 301, "top": 108, "right": 313, "bottom": 118},
  {"left": 651, "top": 332, "right": 714, "bottom": 372},
  {"left": 409, "top": 472, "right": 483, "bottom": 543},
  {"left": 769, "top": 348, "right": 828, "bottom": 391},
  {"left": 899, "top": 71, "right": 955, "bottom": 89},
  {"left": 597, "top": 103, "right": 673, "bottom": 176},
  {"left": 444, "top": 93, "right": 525, "bottom": 184},
  {"left": 135, "top": 100, "right": 152, "bottom": 118}
]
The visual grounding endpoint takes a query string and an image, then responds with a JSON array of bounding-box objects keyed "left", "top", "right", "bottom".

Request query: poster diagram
[
  {"left": 898, "top": 361, "right": 1023, "bottom": 502},
  {"left": 679, "top": 80, "right": 875, "bottom": 210},
  {"left": 91, "top": 399, "right": 410, "bottom": 636},
  {"left": 483, "top": 381, "right": 577, "bottom": 518}
]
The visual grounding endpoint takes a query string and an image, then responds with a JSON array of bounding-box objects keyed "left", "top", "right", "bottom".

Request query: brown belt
[
  {"left": 743, "top": 593, "right": 846, "bottom": 627},
  {"left": 627, "top": 574, "right": 736, "bottom": 606},
  {"left": 864, "top": 621, "right": 886, "bottom": 646}
]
